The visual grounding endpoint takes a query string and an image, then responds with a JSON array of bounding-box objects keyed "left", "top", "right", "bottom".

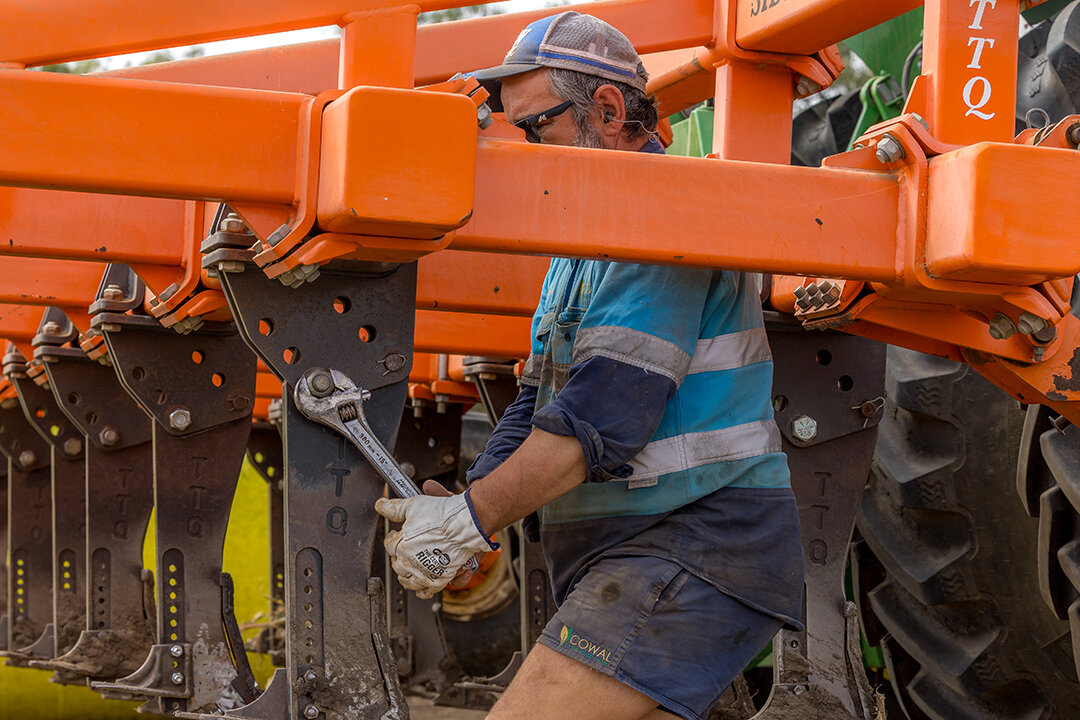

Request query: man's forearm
[{"left": 469, "top": 427, "right": 587, "bottom": 533}]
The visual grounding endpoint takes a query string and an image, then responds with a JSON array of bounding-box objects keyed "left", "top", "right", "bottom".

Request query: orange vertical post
[
  {"left": 921, "top": 0, "right": 1019, "bottom": 144},
  {"left": 712, "top": 61, "right": 794, "bottom": 162},
  {"left": 339, "top": 4, "right": 420, "bottom": 89}
]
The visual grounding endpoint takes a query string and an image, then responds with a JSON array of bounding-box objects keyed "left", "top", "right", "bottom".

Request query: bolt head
[
  {"left": 169, "top": 644, "right": 183, "bottom": 657},
  {"left": 304, "top": 705, "right": 320, "bottom": 719},
  {"left": 791, "top": 415, "right": 818, "bottom": 442},
  {"left": 219, "top": 213, "right": 247, "bottom": 234},
  {"left": 308, "top": 370, "right": 334, "bottom": 398},
  {"left": 170, "top": 672, "right": 184, "bottom": 685},
  {"left": 62, "top": 438, "right": 83, "bottom": 456},
  {"left": 400, "top": 462, "right": 416, "bottom": 479},
  {"left": 17, "top": 450, "right": 36, "bottom": 468},
  {"left": 42, "top": 322, "right": 61, "bottom": 336},
  {"left": 875, "top": 134, "right": 906, "bottom": 164},
  {"left": 382, "top": 353, "right": 406, "bottom": 373},
  {"left": 441, "top": 453, "right": 456, "bottom": 466},
  {"left": 99, "top": 427, "right": 120, "bottom": 447},
  {"left": 103, "top": 285, "right": 124, "bottom": 300},
  {"left": 303, "top": 669, "right": 318, "bottom": 683},
  {"left": 169, "top": 409, "right": 192, "bottom": 431}
]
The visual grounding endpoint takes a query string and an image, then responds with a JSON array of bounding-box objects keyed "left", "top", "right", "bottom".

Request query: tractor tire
[{"left": 854, "top": 347, "right": 1080, "bottom": 720}]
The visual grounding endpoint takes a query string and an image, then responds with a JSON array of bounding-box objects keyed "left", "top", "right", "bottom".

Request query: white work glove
[{"left": 375, "top": 489, "right": 495, "bottom": 599}]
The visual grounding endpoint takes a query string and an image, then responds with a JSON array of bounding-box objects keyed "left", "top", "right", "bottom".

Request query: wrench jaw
[{"left": 294, "top": 368, "right": 368, "bottom": 435}]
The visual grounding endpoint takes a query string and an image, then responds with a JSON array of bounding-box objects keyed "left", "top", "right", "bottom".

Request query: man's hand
[
  {"left": 419, "top": 481, "right": 483, "bottom": 589},
  {"left": 375, "top": 482, "right": 494, "bottom": 599}
]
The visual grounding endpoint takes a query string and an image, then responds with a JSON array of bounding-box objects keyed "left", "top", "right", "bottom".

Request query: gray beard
[{"left": 573, "top": 122, "right": 605, "bottom": 149}]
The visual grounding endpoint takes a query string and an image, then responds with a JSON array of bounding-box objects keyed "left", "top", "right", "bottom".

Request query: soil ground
[{"left": 409, "top": 696, "right": 489, "bottom": 719}]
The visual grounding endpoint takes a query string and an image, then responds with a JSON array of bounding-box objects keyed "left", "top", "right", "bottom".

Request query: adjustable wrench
[{"left": 294, "top": 367, "right": 479, "bottom": 573}]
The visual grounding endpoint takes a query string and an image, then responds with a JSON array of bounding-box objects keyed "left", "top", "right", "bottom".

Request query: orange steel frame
[{"left": 0, "top": 0, "right": 1077, "bottom": 426}]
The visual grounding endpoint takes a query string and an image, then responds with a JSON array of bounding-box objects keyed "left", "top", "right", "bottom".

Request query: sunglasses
[{"left": 513, "top": 100, "right": 573, "bottom": 144}]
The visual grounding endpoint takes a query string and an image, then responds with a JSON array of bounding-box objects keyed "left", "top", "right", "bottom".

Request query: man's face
[{"left": 500, "top": 70, "right": 600, "bottom": 148}]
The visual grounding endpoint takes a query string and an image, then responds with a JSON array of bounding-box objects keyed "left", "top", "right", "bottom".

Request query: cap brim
[{"left": 466, "top": 63, "right": 544, "bottom": 112}]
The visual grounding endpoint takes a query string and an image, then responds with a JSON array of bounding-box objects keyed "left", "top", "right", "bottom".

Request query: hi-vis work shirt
[{"left": 466, "top": 140, "right": 804, "bottom": 629}]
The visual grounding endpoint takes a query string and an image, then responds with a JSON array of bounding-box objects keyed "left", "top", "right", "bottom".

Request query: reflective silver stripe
[
  {"left": 520, "top": 353, "right": 544, "bottom": 387},
  {"left": 687, "top": 326, "right": 772, "bottom": 375},
  {"left": 573, "top": 326, "right": 691, "bottom": 384},
  {"left": 626, "top": 420, "right": 782, "bottom": 480}
]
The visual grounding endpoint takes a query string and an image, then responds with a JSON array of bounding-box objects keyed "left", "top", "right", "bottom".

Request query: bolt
[
  {"left": 477, "top": 104, "right": 494, "bottom": 130},
  {"left": 169, "top": 644, "right": 183, "bottom": 657},
  {"left": 822, "top": 285, "right": 842, "bottom": 304},
  {"left": 400, "top": 462, "right": 416, "bottom": 479},
  {"left": 1051, "top": 415, "right": 1073, "bottom": 434},
  {"left": 441, "top": 453, "right": 456, "bottom": 466},
  {"left": 1033, "top": 346, "right": 1046, "bottom": 362},
  {"left": 308, "top": 370, "right": 334, "bottom": 398},
  {"left": 381, "top": 353, "right": 406, "bottom": 373},
  {"left": 857, "top": 401, "right": 880, "bottom": 419},
  {"left": 793, "top": 684, "right": 806, "bottom": 696},
  {"left": 1017, "top": 312, "right": 1049, "bottom": 336},
  {"left": 303, "top": 669, "right": 318, "bottom": 683},
  {"left": 18, "top": 450, "right": 36, "bottom": 468},
  {"left": 1068, "top": 123, "right": 1080, "bottom": 148},
  {"left": 42, "top": 321, "right": 61, "bottom": 336},
  {"left": 62, "top": 438, "right": 83, "bottom": 456},
  {"left": 170, "top": 672, "right": 184, "bottom": 686},
  {"left": 219, "top": 212, "right": 247, "bottom": 234},
  {"left": 988, "top": 312, "right": 1017, "bottom": 341},
  {"left": 103, "top": 284, "right": 124, "bottom": 300},
  {"left": 169, "top": 409, "right": 192, "bottom": 431},
  {"left": 98, "top": 427, "right": 120, "bottom": 447},
  {"left": 795, "top": 296, "right": 812, "bottom": 311},
  {"left": 791, "top": 416, "right": 818, "bottom": 442},
  {"left": 304, "top": 705, "right": 320, "bottom": 719},
  {"left": 796, "top": 76, "right": 822, "bottom": 97},
  {"left": 875, "top": 133, "right": 906, "bottom": 164},
  {"left": 793, "top": 285, "right": 808, "bottom": 299}
]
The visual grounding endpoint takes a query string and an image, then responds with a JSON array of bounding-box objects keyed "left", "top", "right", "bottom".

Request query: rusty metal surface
[
  {"left": 213, "top": 256, "right": 417, "bottom": 720},
  {"left": 90, "top": 311, "right": 255, "bottom": 715},
  {"left": 0, "top": 401, "right": 53, "bottom": 658},
  {"left": 750, "top": 322, "right": 886, "bottom": 719},
  {"left": 9, "top": 373, "right": 87, "bottom": 664},
  {"left": 34, "top": 349, "right": 157, "bottom": 680}
]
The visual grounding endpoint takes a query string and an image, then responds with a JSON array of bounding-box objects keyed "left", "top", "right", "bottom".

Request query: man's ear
[{"left": 594, "top": 84, "right": 626, "bottom": 144}]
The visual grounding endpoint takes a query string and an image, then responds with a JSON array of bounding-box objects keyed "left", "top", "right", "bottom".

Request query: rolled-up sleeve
[
  {"left": 532, "top": 263, "right": 714, "bottom": 482},
  {"left": 465, "top": 385, "right": 538, "bottom": 483}
]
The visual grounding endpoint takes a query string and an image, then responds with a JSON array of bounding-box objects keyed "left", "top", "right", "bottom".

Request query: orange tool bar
[
  {"left": 0, "top": 189, "right": 186, "bottom": 266},
  {"left": 0, "top": 70, "right": 900, "bottom": 283},
  {"left": 454, "top": 140, "right": 899, "bottom": 282},
  {"left": 735, "top": 0, "right": 923, "bottom": 56},
  {"left": 1, "top": 0, "right": 711, "bottom": 71},
  {"left": 0, "top": 258, "right": 104, "bottom": 309},
  {"left": 0, "top": 71, "right": 303, "bottom": 204}
]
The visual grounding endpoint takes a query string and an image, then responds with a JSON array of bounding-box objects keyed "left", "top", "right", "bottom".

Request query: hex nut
[
  {"left": 62, "top": 438, "right": 83, "bottom": 456},
  {"left": 791, "top": 415, "right": 818, "bottom": 442},
  {"left": 42, "top": 321, "right": 61, "bottom": 336},
  {"left": 308, "top": 370, "right": 334, "bottom": 397},
  {"left": 103, "top": 284, "right": 124, "bottom": 300},
  {"left": 169, "top": 644, "right": 184, "bottom": 657},
  {"left": 875, "top": 134, "right": 906, "bottom": 164},
  {"left": 304, "top": 705, "right": 320, "bottom": 719},
  {"left": 171, "top": 672, "right": 184, "bottom": 685},
  {"left": 303, "top": 669, "right": 318, "bottom": 683},
  {"left": 99, "top": 427, "right": 120, "bottom": 447},
  {"left": 400, "top": 462, "right": 416, "bottom": 479},
  {"left": 18, "top": 450, "right": 36, "bottom": 468},
  {"left": 219, "top": 213, "right": 247, "bottom": 234},
  {"left": 169, "top": 409, "right": 192, "bottom": 431},
  {"left": 988, "top": 312, "right": 1017, "bottom": 341}
]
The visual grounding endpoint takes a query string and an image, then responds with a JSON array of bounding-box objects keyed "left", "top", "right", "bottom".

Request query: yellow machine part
[{"left": 0, "top": 460, "right": 275, "bottom": 718}]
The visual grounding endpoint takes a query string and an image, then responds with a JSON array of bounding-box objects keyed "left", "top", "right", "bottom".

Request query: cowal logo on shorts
[{"left": 558, "top": 625, "right": 612, "bottom": 666}]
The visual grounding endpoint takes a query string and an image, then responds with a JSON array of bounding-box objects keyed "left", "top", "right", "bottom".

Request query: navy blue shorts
[{"left": 537, "top": 555, "right": 781, "bottom": 720}]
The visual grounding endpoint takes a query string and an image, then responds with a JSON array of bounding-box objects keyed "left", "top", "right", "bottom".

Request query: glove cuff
[{"left": 464, "top": 487, "right": 501, "bottom": 552}]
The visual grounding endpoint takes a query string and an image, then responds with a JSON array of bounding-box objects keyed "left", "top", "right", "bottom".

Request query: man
[{"left": 374, "top": 12, "right": 804, "bottom": 720}]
